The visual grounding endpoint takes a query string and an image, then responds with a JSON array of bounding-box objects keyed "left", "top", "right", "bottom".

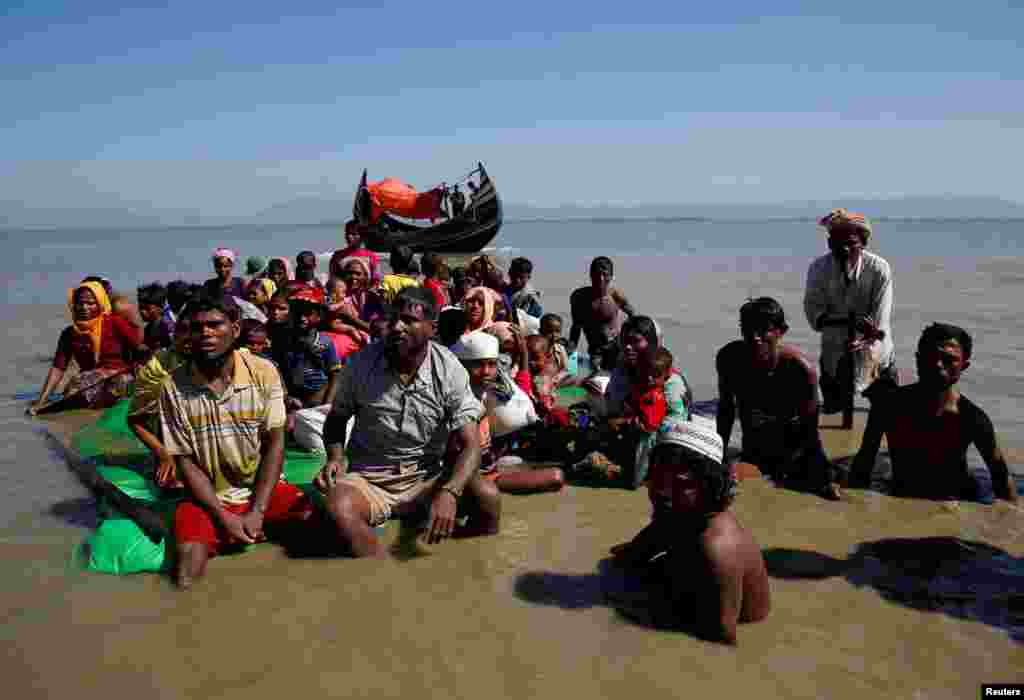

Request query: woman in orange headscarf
[{"left": 27, "top": 281, "right": 143, "bottom": 415}]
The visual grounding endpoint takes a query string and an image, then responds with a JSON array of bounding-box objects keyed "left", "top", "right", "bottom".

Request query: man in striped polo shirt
[{"left": 159, "top": 294, "right": 315, "bottom": 588}]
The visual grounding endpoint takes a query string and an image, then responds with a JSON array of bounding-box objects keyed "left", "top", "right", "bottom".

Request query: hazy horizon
[{"left": 3, "top": 193, "right": 1023, "bottom": 231}]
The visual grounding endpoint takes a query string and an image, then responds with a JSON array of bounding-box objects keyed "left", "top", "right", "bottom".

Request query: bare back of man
[
  {"left": 613, "top": 511, "right": 770, "bottom": 644},
  {"left": 673, "top": 512, "right": 771, "bottom": 633}
]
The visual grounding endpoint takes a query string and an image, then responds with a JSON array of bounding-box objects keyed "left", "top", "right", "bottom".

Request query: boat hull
[{"left": 354, "top": 163, "right": 503, "bottom": 254}]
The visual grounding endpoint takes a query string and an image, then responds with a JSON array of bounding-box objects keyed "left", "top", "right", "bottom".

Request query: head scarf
[
  {"left": 463, "top": 286, "right": 496, "bottom": 333},
  {"left": 245, "top": 256, "right": 267, "bottom": 276},
  {"left": 818, "top": 208, "right": 873, "bottom": 241},
  {"left": 326, "top": 256, "right": 374, "bottom": 320},
  {"left": 339, "top": 256, "right": 372, "bottom": 289},
  {"left": 248, "top": 277, "right": 277, "bottom": 299},
  {"left": 67, "top": 281, "right": 113, "bottom": 364},
  {"left": 268, "top": 257, "right": 293, "bottom": 280},
  {"left": 212, "top": 247, "right": 237, "bottom": 263}
]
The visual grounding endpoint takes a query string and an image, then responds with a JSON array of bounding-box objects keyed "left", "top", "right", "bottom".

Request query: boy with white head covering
[
  {"left": 449, "top": 332, "right": 565, "bottom": 494},
  {"left": 610, "top": 417, "right": 771, "bottom": 645}
]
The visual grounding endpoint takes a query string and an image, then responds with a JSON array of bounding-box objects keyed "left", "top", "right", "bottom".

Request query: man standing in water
[
  {"left": 159, "top": 294, "right": 316, "bottom": 588},
  {"left": 568, "top": 256, "right": 635, "bottom": 371},
  {"left": 850, "top": 323, "right": 1018, "bottom": 502},
  {"left": 804, "top": 209, "right": 894, "bottom": 412},
  {"left": 716, "top": 298, "right": 842, "bottom": 500},
  {"left": 611, "top": 418, "right": 770, "bottom": 644},
  {"left": 314, "top": 287, "right": 501, "bottom": 557}
]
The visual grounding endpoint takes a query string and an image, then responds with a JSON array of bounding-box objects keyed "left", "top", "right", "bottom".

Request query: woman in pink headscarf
[{"left": 202, "top": 248, "right": 246, "bottom": 298}]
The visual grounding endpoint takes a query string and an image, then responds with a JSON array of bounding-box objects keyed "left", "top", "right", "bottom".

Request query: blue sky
[{"left": 2, "top": 1, "right": 1022, "bottom": 218}]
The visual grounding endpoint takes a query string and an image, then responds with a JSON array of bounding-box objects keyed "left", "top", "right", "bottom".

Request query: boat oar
[{"left": 43, "top": 432, "right": 168, "bottom": 543}]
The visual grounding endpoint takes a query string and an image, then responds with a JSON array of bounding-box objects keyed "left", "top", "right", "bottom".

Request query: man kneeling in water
[
  {"left": 611, "top": 418, "right": 770, "bottom": 644},
  {"left": 850, "top": 323, "right": 1018, "bottom": 502},
  {"left": 716, "top": 297, "right": 841, "bottom": 500}
]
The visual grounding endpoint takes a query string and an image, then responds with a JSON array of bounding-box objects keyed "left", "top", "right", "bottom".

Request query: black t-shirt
[{"left": 872, "top": 385, "right": 997, "bottom": 499}]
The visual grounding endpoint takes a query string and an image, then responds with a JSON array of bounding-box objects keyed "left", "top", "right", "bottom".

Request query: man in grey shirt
[{"left": 315, "top": 287, "right": 501, "bottom": 557}]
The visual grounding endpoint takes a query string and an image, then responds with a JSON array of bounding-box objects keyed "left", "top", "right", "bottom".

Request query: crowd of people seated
[{"left": 25, "top": 211, "right": 1018, "bottom": 643}]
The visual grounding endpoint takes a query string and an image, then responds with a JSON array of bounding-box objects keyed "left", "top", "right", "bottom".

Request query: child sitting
[
  {"left": 324, "top": 276, "right": 369, "bottom": 349},
  {"left": 525, "top": 334, "right": 570, "bottom": 420},
  {"left": 609, "top": 418, "right": 770, "bottom": 644},
  {"left": 266, "top": 289, "right": 293, "bottom": 366},
  {"left": 449, "top": 332, "right": 564, "bottom": 494},
  {"left": 137, "top": 282, "right": 174, "bottom": 355},
  {"left": 239, "top": 319, "right": 272, "bottom": 360},
  {"left": 622, "top": 347, "right": 674, "bottom": 433},
  {"left": 540, "top": 313, "right": 571, "bottom": 373},
  {"left": 284, "top": 287, "right": 342, "bottom": 454},
  {"left": 245, "top": 278, "right": 276, "bottom": 317}
]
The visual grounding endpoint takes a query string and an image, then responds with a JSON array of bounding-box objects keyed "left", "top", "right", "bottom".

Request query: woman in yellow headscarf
[{"left": 27, "top": 281, "right": 143, "bottom": 415}]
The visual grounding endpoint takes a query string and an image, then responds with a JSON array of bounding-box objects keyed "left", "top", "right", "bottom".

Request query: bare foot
[
  {"left": 820, "top": 483, "right": 843, "bottom": 501},
  {"left": 176, "top": 542, "right": 209, "bottom": 590}
]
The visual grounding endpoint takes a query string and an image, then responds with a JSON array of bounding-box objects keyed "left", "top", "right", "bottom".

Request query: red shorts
[{"left": 174, "top": 482, "right": 314, "bottom": 555}]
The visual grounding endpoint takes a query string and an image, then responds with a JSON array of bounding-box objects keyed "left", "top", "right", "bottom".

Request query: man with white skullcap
[{"left": 610, "top": 417, "right": 771, "bottom": 645}]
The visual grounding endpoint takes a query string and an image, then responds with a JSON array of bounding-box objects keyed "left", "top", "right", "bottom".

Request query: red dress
[{"left": 53, "top": 314, "right": 142, "bottom": 372}]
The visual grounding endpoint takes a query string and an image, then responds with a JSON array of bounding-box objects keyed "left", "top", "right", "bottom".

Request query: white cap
[
  {"left": 656, "top": 417, "right": 724, "bottom": 465},
  {"left": 451, "top": 331, "right": 499, "bottom": 361}
]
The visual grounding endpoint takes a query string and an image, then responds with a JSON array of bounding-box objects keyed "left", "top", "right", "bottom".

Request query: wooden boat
[{"left": 352, "top": 162, "right": 503, "bottom": 254}]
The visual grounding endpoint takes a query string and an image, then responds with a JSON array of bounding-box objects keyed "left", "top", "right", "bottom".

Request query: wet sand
[
  {"left": 3, "top": 417, "right": 1022, "bottom": 700},
  {"left": 4, "top": 252, "right": 1024, "bottom": 699}
]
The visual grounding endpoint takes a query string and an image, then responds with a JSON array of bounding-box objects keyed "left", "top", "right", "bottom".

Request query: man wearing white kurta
[{"left": 804, "top": 209, "right": 895, "bottom": 412}]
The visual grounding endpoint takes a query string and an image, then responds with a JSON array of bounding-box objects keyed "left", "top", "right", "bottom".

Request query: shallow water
[{"left": 2, "top": 220, "right": 1023, "bottom": 698}]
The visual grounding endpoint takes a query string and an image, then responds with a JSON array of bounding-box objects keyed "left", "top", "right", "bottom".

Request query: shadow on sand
[
  {"left": 514, "top": 558, "right": 722, "bottom": 642},
  {"left": 764, "top": 537, "right": 1024, "bottom": 642}
]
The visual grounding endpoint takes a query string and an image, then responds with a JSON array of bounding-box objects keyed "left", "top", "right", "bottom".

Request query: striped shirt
[{"left": 159, "top": 350, "right": 286, "bottom": 494}]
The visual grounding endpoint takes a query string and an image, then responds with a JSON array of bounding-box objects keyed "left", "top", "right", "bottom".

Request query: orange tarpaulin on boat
[{"left": 367, "top": 178, "right": 444, "bottom": 222}]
